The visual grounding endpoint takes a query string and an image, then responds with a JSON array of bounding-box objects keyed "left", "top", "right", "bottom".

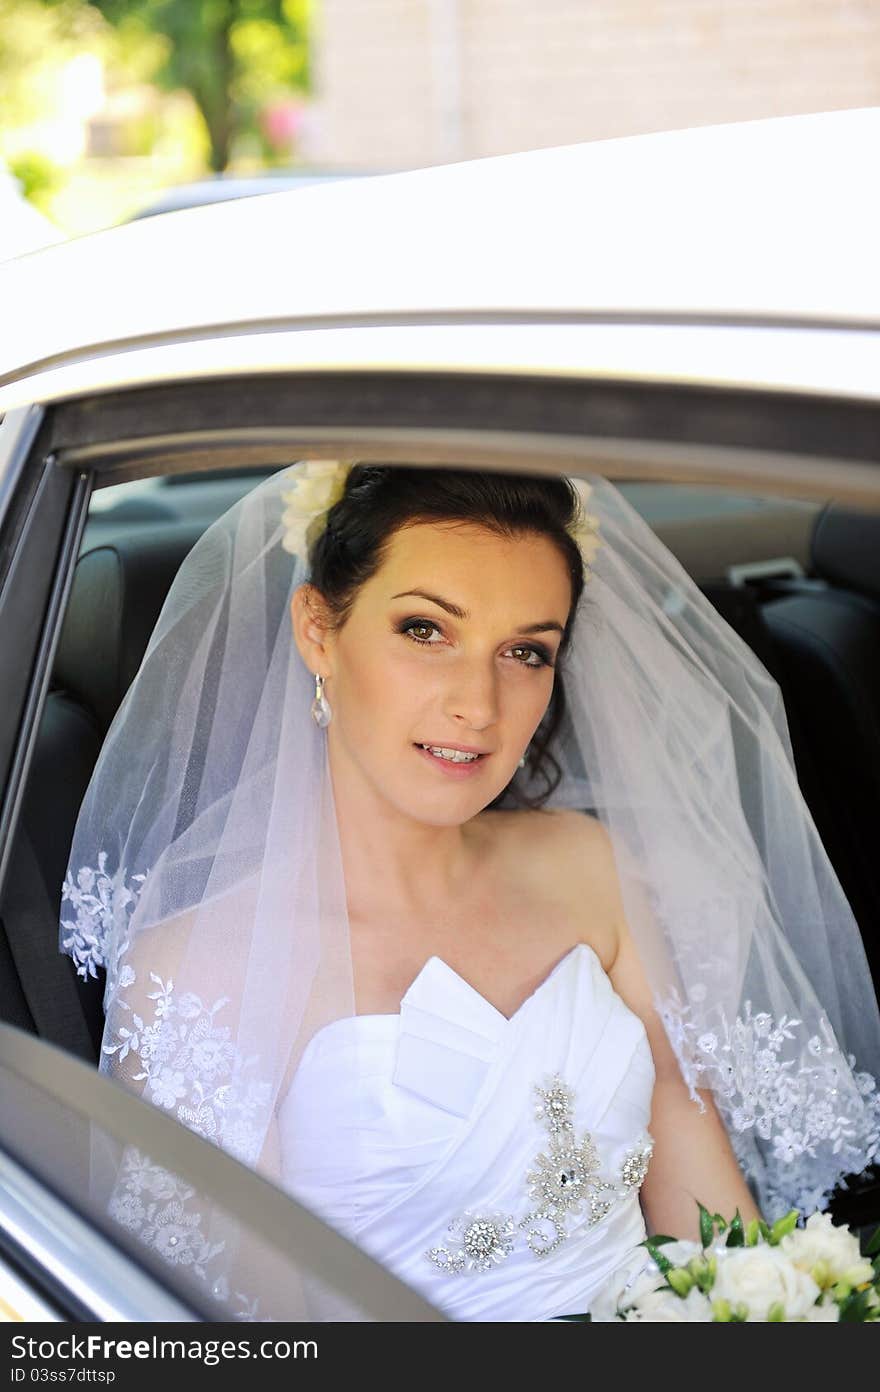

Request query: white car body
[{"left": 1, "top": 107, "right": 879, "bottom": 429}]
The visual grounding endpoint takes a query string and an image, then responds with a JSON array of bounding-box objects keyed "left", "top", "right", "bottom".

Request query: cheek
[
  {"left": 337, "top": 631, "right": 554, "bottom": 738},
  {"left": 334, "top": 635, "right": 420, "bottom": 735}
]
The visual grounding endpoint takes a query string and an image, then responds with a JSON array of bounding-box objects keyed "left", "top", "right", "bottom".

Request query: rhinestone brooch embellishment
[
  {"left": 620, "top": 1140, "right": 653, "bottom": 1190},
  {"left": 517, "top": 1074, "right": 617, "bottom": 1257},
  {"left": 424, "top": 1072, "right": 653, "bottom": 1275},
  {"left": 425, "top": 1209, "right": 518, "bottom": 1275}
]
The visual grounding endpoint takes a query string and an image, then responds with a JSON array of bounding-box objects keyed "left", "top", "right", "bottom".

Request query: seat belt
[{"left": 1, "top": 829, "right": 97, "bottom": 1063}]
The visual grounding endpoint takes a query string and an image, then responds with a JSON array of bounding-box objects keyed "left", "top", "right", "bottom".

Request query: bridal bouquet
[{"left": 586, "top": 1205, "right": 880, "bottom": 1322}]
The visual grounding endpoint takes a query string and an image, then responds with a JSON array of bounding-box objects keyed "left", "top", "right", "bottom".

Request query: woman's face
[{"left": 291, "top": 520, "right": 573, "bottom": 826}]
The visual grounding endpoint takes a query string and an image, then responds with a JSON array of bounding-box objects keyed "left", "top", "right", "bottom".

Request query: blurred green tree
[{"left": 75, "top": 0, "right": 311, "bottom": 170}]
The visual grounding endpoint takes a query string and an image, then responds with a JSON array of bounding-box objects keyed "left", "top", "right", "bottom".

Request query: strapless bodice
[{"left": 277, "top": 942, "right": 656, "bottom": 1321}]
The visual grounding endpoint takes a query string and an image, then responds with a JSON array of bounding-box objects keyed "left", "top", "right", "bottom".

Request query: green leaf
[
  {"left": 699, "top": 1202, "right": 714, "bottom": 1249},
  {"left": 838, "top": 1288, "right": 875, "bottom": 1323},
  {"left": 769, "top": 1210, "right": 800, "bottom": 1245},
  {"left": 864, "top": 1225, "right": 880, "bottom": 1258},
  {"left": 643, "top": 1239, "right": 674, "bottom": 1275},
  {"left": 641, "top": 1234, "right": 678, "bottom": 1246},
  {"left": 758, "top": 1219, "right": 772, "bottom": 1242},
  {"left": 726, "top": 1211, "right": 745, "bottom": 1248},
  {"left": 745, "top": 1218, "right": 761, "bottom": 1247},
  {"left": 766, "top": 1302, "right": 785, "bottom": 1322}
]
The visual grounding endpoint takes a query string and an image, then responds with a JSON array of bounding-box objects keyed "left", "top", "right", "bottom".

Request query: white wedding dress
[{"left": 278, "top": 942, "right": 657, "bottom": 1321}]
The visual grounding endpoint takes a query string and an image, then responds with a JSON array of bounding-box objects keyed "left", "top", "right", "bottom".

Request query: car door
[{"left": 0, "top": 406, "right": 444, "bottom": 1322}]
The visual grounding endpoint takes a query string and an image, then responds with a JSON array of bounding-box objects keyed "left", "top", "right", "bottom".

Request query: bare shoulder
[{"left": 479, "top": 807, "right": 621, "bottom": 971}]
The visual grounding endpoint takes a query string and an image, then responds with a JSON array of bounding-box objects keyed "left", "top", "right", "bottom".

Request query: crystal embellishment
[
  {"left": 425, "top": 1209, "right": 518, "bottom": 1274},
  {"left": 620, "top": 1139, "right": 654, "bottom": 1189},
  {"left": 518, "top": 1073, "right": 617, "bottom": 1257},
  {"left": 424, "top": 1070, "right": 654, "bottom": 1275}
]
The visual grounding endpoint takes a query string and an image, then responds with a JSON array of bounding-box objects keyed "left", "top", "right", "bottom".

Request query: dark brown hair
[{"left": 306, "top": 465, "right": 588, "bottom": 808}]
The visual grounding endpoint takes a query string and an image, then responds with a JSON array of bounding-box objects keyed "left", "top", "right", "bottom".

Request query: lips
[
  {"left": 413, "top": 743, "right": 490, "bottom": 777},
  {"left": 416, "top": 742, "right": 490, "bottom": 755}
]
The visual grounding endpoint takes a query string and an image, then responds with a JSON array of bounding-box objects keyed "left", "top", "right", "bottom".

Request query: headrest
[
  {"left": 811, "top": 503, "right": 880, "bottom": 602},
  {"left": 54, "top": 523, "right": 205, "bottom": 733}
]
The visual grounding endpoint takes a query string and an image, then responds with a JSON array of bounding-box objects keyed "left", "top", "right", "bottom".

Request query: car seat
[{"left": 0, "top": 522, "right": 204, "bottom": 1060}]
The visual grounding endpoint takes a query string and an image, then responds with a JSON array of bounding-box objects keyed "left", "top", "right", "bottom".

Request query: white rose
[
  {"left": 590, "top": 1241, "right": 709, "bottom": 1321},
  {"left": 803, "top": 1298, "right": 840, "bottom": 1322},
  {"left": 780, "top": 1211, "right": 874, "bottom": 1287},
  {"left": 567, "top": 481, "right": 601, "bottom": 564},
  {"left": 280, "top": 461, "right": 350, "bottom": 555},
  {"left": 712, "top": 1247, "right": 820, "bottom": 1321},
  {"left": 571, "top": 509, "right": 601, "bottom": 565},
  {"left": 624, "top": 1287, "right": 714, "bottom": 1322},
  {"left": 281, "top": 458, "right": 345, "bottom": 505},
  {"left": 588, "top": 1255, "right": 664, "bottom": 1321}
]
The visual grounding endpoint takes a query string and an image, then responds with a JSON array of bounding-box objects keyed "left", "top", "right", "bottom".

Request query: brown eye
[
  {"left": 399, "top": 620, "right": 552, "bottom": 668},
  {"left": 510, "top": 646, "right": 550, "bottom": 668},
  {"left": 400, "top": 619, "right": 442, "bottom": 645}
]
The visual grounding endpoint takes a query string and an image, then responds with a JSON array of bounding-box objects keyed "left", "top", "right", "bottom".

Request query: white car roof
[
  {"left": 0, "top": 170, "right": 66, "bottom": 264},
  {"left": 1, "top": 108, "right": 879, "bottom": 408}
]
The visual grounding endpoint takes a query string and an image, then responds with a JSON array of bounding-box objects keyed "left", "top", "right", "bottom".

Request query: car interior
[{"left": 2, "top": 462, "right": 879, "bottom": 1226}]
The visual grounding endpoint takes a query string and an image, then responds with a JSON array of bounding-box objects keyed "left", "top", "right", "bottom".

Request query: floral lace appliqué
[
  {"left": 424, "top": 1072, "right": 653, "bottom": 1275},
  {"left": 657, "top": 990, "right": 880, "bottom": 1218},
  {"left": 107, "top": 1148, "right": 258, "bottom": 1320},
  {"left": 102, "top": 970, "right": 272, "bottom": 1167},
  {"left": 61, "top": 853, "right": 147, "bottom": 986},
  {"left": 101, "top": 971, "right": 275, "bottom": 1320}
]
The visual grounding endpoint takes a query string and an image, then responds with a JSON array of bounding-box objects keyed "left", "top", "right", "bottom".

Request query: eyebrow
[{"left": 390, "top": 589, "right": 565, "bottom": 637}]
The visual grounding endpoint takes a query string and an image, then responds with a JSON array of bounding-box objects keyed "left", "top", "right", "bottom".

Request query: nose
[{"left": 443, "top": 655, "right": 500, "bottom": 733}]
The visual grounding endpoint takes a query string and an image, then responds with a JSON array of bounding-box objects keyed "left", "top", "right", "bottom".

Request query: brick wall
[{"left": 307, "top": 0, "right": 880, "bottom": 167}]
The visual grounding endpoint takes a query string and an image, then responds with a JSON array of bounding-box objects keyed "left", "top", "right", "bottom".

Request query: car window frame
[
  {"left": 0, "top": 415, "right": 91, "bottom": 897},
  {"left": 45, "top": 371, "right": 880, "bottom": 502},
  {"left": 2, "top": 365, "right": 880, "bottom": 1319}
]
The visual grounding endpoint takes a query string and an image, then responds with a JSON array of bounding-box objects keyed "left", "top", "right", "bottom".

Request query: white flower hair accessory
[
  {"left": 279, "top": 460, "right": 353, "bottom": 556},
  {"left": 569, "top": 480, "right": 602, "bottom": 570}
]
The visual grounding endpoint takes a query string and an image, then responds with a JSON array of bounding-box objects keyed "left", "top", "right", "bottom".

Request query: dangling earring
[
  {"left": 311, "top": 673, "right": 332, "bottom": 727},
  {"left": 518, "top": 752, "right": 527, "bottom": 769}
]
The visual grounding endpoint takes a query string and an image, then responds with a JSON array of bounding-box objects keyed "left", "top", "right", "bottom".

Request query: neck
[{"left": 323, "top": 733, "right": 485, "bottom": 922}]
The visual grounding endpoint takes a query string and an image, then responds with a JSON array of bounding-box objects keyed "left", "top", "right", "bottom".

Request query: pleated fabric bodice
[{"left": 278, "top": 942, "right": 656, "bottom": 1321}]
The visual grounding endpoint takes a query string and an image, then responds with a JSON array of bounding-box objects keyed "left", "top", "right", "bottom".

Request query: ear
[{"left": 290, "top": 583, "right": 335, "bottom": 675}]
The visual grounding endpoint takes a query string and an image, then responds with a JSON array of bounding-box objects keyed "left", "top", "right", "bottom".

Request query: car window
[
  {"left": 2, "top": 440, "right": 877, "bottom": 1319},
  {"left": 0, "top": 1023, "right": 443, "bottom": 1321},
  {"left": 84, "top": 470, "right": 823, "bottom": 585}
]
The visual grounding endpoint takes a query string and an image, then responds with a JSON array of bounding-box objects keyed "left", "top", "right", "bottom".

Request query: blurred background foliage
[
  {"left": 5, "top": 0, "right": 878, "bottom": 244},
  {"left": 0, "top": 0, "right": 313, "bottom": 233},
  {"left": 87, "top": 0, "right": 310, "bottom": 171}
]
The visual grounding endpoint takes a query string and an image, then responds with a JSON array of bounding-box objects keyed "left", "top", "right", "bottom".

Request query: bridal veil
[{"left": 58, "top": 463, "right": 880, "bottom": 1317}]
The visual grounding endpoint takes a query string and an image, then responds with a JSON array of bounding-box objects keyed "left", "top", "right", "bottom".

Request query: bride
[{"left": 60, "top": 462, "right": 880, "bottom": 1321}]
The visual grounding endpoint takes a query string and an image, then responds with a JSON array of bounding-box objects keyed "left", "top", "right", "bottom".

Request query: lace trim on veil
[
  {"left": 63, "top": 863, "right": 272, "bottom": 1319},
  {"left": 61, "top": 853, "right": 142, "bottom": 984},
  {"left": 658, "top": 989, "right": 880, "bottom": 1216}
]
